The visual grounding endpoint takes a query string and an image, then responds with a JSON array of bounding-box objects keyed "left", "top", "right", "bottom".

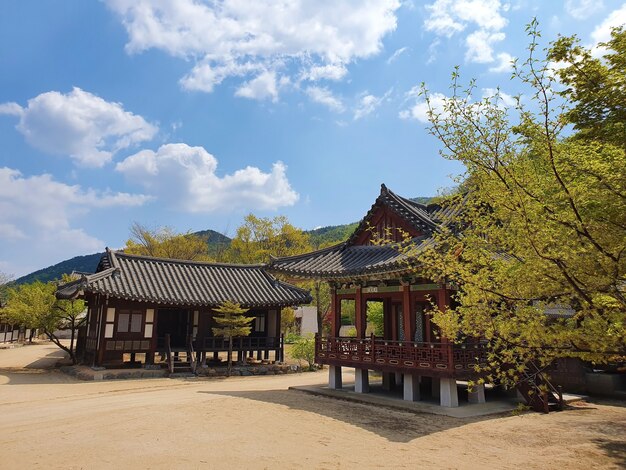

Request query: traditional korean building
[
  {"left": 57, "top": 249, "right": 312, "bottom": 371},
  {"left": 268, "top": 184, "right": 489, "bottom": 407}
]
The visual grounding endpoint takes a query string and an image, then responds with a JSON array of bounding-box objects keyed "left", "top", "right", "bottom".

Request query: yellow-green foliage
[
  {"left": 408, "top": 21, "right": 625, "bottom": 386},
  {"left": 124, "top": 222, "right": 212, "bottom": 261},
  {"left": 211, "top": 300, "right": 254, "bottom": 339},
  {"left": 228, "top": 214, "right": 312, "bottom": 264},
  {"left": 291, "top": 335, "right": 316, "bottom": 370}
]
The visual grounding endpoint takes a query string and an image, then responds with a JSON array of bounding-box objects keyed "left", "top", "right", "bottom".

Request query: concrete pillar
[
  {"left": 403, "top": 373, "right": 421, "bottom": 402},
  {"left": 468, "top": 383, "right": 486, "bottom": 404},
  {"left": 440, "top": 378, "right": 459, "bottom": 407},
  {"left": 382, "top": 372, "right": 395, "bottom": 391},
  {"left": 355, "top": 368, "right": 370, "bottom": 393},
  {"left": 431, "top": 377, "right": 440, "bottom": 397},
  {"left": 329, "top": 365, "right": 342, "bottom": 390}
]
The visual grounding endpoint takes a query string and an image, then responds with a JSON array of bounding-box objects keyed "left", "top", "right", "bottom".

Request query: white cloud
[
  {"left": 354, "top": 89, "right": 393, "bottom": 120},
  {"left": 0, "top": 102, "right": 23, "bottom": 116},
  {"left": 482, "top": 88, "right": 516, "bottom": 107},
  {"left": 387, "top": 47, "right": 409, "bottom": 64},
  {"left": 306, "top": 86, "right": 345, "bottom": 112},
  {"left": 0, "top": 167, "right": 150, "bottom": 276},
  {"left": 565, "top": 0, "right": 604, "bottom": 20},
  {"left": 0, "top": 88, "right": 157, "bottom": 167},
  {"left": 302, "top": 63, "right": 348, "bottom": 81},
  {"left": 399, "top": 89, "right": 447, "bottom": 123},
  {"left": 465, "top": 30, "right": 505, "bottom": 63},
  {"left": 424, "top": 0, "right": 510, "bottom": 69},
  {"left": 590, "top": 4, "right": 626, "bottom": 47},
  {"left": 116, "top": 143, "right": 299, "bottom": 212},
  {"left": 106, "top": 0, "right": 401, "bottom": 98},
  {"left": 235, "top": 70, "right": 280, "bottom": 102},
  {"left": 489, "top": 52, "right": 514, "bottom": 73}
]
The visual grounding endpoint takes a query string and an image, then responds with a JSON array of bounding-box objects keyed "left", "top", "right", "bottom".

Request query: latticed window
[
  {"left": 414, "top": 304, "right": 425, "bottom": 343},
  {"left": 117, "top": 310, "right": 143, "bottom": 333},
  {"left": 397, "top": 305, "right": 404, "bottom": 341}
]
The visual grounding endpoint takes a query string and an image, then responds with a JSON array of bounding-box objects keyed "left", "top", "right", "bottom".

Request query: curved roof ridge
[
  {"left": 110, "top": 249, "right": 265, "bottom": 268},
  {"left": 268, "top": 241, "right": 347, "bottom": 264}
]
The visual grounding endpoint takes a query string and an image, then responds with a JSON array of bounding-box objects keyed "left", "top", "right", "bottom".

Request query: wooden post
[
  {"left": 390, "top": 304, "right": 398, "bottom": 341},
  {"left": 354, "top": 287, "right": 366, "bottom": 338},
  {"left": 330, "top": 288, "right": 340, "bottom": 337},
  {"left": 402, "top": 284, "right": 412, "bottom": 343},
  {"left": 437, "top": 287, "right": 454, "bottom": 371}
]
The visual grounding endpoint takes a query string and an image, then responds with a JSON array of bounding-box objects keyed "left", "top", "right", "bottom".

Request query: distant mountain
[
  {"left": 14, "top": 200, "right": 432, "bottom": 284},
  {"left": 410, "top": 196, "right": 435, "bottom": 205},
  {"left": 305, "top": 223, "right": 359, "bottom": 248},
  {"left": 14, "top": 253, "right": 105, "bottom": 285}
]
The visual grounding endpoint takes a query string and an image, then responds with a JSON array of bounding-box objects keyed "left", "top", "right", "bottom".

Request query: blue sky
[{"left": 1, "top": 0, "right": 624, "bottom": 276}]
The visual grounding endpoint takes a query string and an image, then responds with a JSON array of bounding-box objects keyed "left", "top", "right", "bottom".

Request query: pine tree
[{"left": 211, "top": 301, "right": 254, "bottom": 376}]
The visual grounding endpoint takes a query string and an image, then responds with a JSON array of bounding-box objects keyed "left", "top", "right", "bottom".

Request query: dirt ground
[{"left": 0, "top": 343, "right": 624, "bottom": 469}]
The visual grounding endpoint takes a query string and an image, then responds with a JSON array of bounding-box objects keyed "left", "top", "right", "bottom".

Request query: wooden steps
[{"left": 516, "top": 361, "right": 564, "bottom": 413}]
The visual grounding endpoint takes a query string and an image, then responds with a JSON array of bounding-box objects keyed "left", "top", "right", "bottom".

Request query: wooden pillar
[
  {"left": 383, "top": 298, "right": 392, "bottom": 340},
  {"left": 96, "top": 296, "right": 108, "bottom": 366},
  {"left": 402, "top": 284, "right": 412, "bottom": 343},
  {"left": 354, "top": 287, "right": 366, "bottom": 339},
  {"left": 436, "top": 287, "right": 454, "bottom": 371},
  {"left": 390, "top": 304, "right": 398, "bottom": 341},
  {"left": 331, "top": 291, "right": 342, "bottom": 337}
]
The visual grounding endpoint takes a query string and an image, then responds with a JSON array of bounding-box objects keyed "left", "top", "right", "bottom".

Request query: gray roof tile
[{"left": 57, "top": 249, "right": 312, "bottom": 307}]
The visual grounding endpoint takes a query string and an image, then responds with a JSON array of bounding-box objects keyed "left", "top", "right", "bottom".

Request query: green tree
[
  {"left": 291, "top": 335, "right": 316, "bottom": 371},
  {"left": 125, "top": 222, "right": 212, "bottom": 261},
  {"left": 548, "top": 26, "right": 626, "bottom": 149},
  {"left": 413, "top": 20, "right": 626, "bottom": 387},
  {"left": 211, "top": 301, "right": 255, "bottom": 376},
  {"left": 0, "top": 271, "right": 13, "bottom": 305},
  {"left": 228, "top": 214, "right": 312, "bottom": 264},
  {"left": 2, "top": 279, "right": 86, "bottom": 363},
  {"left": 366, "top": 302, "right": 384, "bottom": 337}
]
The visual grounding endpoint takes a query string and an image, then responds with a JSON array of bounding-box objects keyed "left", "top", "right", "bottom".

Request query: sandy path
[{"left": 0, "top": 343, "right": 624, "bottom": 469}]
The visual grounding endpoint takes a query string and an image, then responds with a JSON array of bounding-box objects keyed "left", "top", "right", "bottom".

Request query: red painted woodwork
[
  {"left": 316, "top": 336, "right": 487, "bottom": 378},
  {"left": 402, "top": 284, "right": 412, "bottom": 341},
  {"left": 354, "top": 287, "right": 366, "bottom": 338},
  {"left": 352, "top": 205, "right": 422, "bottom": 246}
]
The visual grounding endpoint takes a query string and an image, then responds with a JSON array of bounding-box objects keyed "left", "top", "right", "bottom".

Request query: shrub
[{"left": 291, "top": 335, "right": 316, "bottom": 371}]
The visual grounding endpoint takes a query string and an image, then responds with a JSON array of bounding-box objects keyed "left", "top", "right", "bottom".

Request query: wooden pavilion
[
  {"left": 57, "top": 249, "right": 312, "bottom": 371},
  {"left": 268, "top": 184, "right": 489, "bottom": 407}
]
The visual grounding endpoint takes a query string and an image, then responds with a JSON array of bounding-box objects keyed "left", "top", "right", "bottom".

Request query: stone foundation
[{"left": 196, "top": 363, "right": 299, "bottom": 377}]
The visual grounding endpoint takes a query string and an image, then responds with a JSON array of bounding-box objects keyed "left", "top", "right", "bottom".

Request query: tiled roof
[
  {"left": 268, "top": 184, "right": 457, "bottom": 279},
  {"left": 346, "top": 184, "right": 442, "bottom": 245},
  {"left": 268, "top": 236, "right": 436, "bottom": 279},
  {"left": 57, "top": 249, "right": 312, "bottom": 308}
]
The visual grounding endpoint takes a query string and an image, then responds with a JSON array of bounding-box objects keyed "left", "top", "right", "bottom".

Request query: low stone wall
[
  {"left": 197, "top": 363, "right": 300, "bottom": 377},
  {"left": 61, "top": 365, "right": 167, "bottom": 381}
]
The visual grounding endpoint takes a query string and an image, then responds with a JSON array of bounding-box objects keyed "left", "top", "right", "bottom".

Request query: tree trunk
[
  {"left": 227, "top": 335, "right": 233, "bottom": 377},
  {"left": 44, "top": 330, "right": 76, "bottom": 365}
]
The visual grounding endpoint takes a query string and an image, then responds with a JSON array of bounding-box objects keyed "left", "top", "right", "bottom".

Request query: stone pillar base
[
  {"left": 468, "top": 383, "right": 486, "bottom": 404},
  {"left": 403, "top": 373, "right": 421, "bottom": 402},
  {"left": 329, "top": 365, "right": 342, "bottom": 390},
  {"left": 355, "top": 368, "right": 370, "bottom": 393},
  {"left": 440, "top": 378, "right": 459, "bottom": 407}
]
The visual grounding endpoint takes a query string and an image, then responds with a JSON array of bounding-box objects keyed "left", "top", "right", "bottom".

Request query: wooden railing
[
  {"left": 187, "top": 334, "right": 197, "bottom": 374},
  {"left": 315, "top": 335, "right": 488, "bottom": 377},
  {"left": 196, "top": 336, "right": 282, "bottom": 352},
  {"left": 165, "top": 333, "right": 174, "bottom": 374}
]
